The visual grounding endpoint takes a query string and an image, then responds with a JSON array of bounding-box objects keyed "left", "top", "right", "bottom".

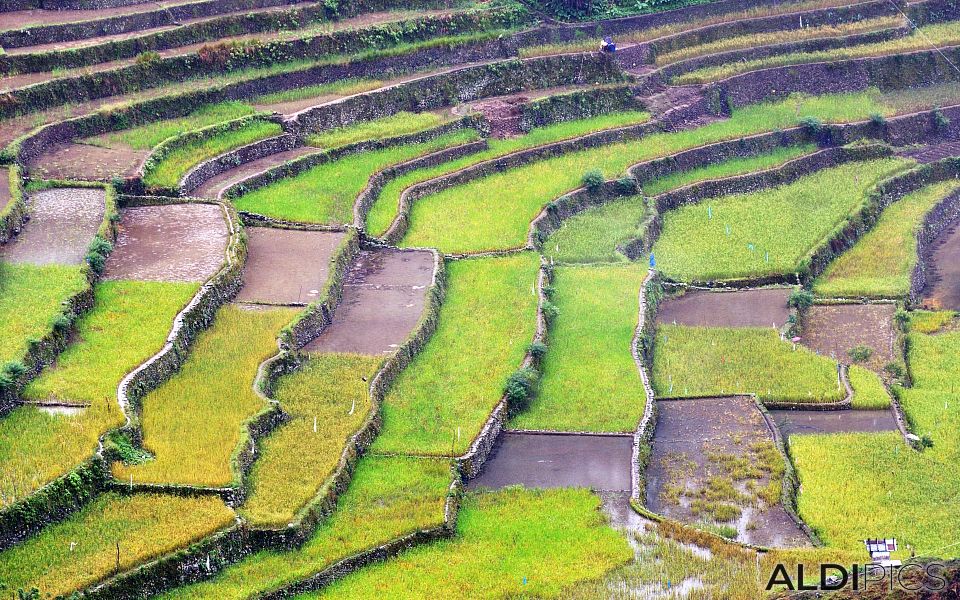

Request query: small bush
[
  {"left": 933, "top": 106, "right": 951, "bottom": 131},
  {"left": 884, "top": 362, "right": 905, "bottom": 379},
  {"left": 542, "top": 300, "right": 560, "bottom": 323},
  {"left": 135, "top": 51, "right": 161, "bottom": 65},
  {"left": 848, "top": 345, "right": 873, "bottom": 363},
  {"left": 869, "top": 113, "right": 887, "bottom": 127},
  {"left": 582, "top": 168, "right": 605, "bottom": 191},
  {"left": 528, "top": 341, "right": 548, "bottom": 360},
  {"left": 894, "top": 308, "right": 910, "bottom": 331},
  {"left": 788, "top": 289, "right": 814, "bottom": 310},
  {"left": 798, "top": 116, "right": 824, "bottom": 135},
  {"left": 616, "top": 176, "right": 638, "bottom": 193},
  {"left": 504, "top": 367, "right": 539, "bottom": 409}
]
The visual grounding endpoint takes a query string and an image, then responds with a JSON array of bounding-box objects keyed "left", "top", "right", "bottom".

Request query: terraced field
[{"left": 4, "top": 0, "right": 960, "bottom": 597}]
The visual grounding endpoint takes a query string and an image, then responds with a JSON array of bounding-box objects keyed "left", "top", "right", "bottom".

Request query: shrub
[
  {"left": 504, "top": 367, "right": 539, "bottom": 409},
  {"left": 798, "top": 116, "right": 824, "bottom": 136},
  {"left": 788, "top": 289, "right": 814, "bottom": 310},
  {"left": 582, "top": 168, "right": 605, "bottom": 191},
  {"left": 894, "top": 308, "right": 911, "bottom": 331},
  {"left": 933, "top": 106, "right": 951, "bottom": 131},
  {"left": 542, "top": 300, "right": 560, "bottom": 323},
  {"left": 869, "top": 113, "right": 887, "bottom": 127},
  {"left": 617, "top": 176, "right": 638, "bottom": 193},
  {"left": 848, "top": 345, "right": 874, "bottom": 363},
  {"left": 884, "top": 362, "right": 905, "bottom": 380},
  {"left": 135, "top": 51, "right": 161, "bottom": 65},
  {"left": 528, "top": 341, "right": 548, "bottom": 360}
]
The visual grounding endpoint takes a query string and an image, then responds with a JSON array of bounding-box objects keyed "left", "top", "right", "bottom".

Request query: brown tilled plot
[
  {"left": 646, "top": 396, "right": 810, "bottom": 548},
  {"left": 26, "top": 141, "right": 150, "bottom": 182},
  {"left": 0, "top": 187, "right": 104, "bottom": 265},
  {"left": 235, "top": 227, "right": 346, "bottom": 305},
  {"left": 656, "top": 287, "right": 792, "bottom": 328},
  {"left": 102, "top": 204, "right": 229, "bottom": 282},
  {"left": 305, "top": 248, "right": 434, "bottom": 355},
  {"left": 923, "top": 221, "right": 960, "bottom": 311},
  {"left": 801, "top": 304, "right": 897, "bottom": 372}
]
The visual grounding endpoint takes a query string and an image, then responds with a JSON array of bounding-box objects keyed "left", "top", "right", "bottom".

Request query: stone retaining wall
[
  {"left": 630, "top": 270, "right": 661, "bottom": 503},
  {"left": 0, "top": 164, "right": 27, "bottom": 245},
  {"left": 912, "top": 171, "right": 960, "bottom": 305},
  {"left": 518, "top": 84, "right": 641, "bottom": 131},
  {"left": 179, "top": 133, "right": 298, "bottom": 197}
]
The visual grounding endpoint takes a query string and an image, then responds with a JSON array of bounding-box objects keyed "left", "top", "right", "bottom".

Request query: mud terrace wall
[
  {"left": 179, "top": 134, "right": 298, "bottom": 197},
  {"left": 631, "top": 270, "right": 662, "bottom": 503}
]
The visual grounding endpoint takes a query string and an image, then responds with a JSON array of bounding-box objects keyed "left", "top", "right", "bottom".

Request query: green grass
[
  {"left": 848, "top": 364, "right": 890, "bottom": 409},
  {"left": 241, "top": 353, "right": 382, "bottom": 528},
  {"left": 652, "top": 158, "right": 912, "bottom": 282},
  {"left": 908, "top": 310, "right": 955, "bottom": 334},
  {"left": 364, "top": 111, "right": 653, "bottom": 236},
  {"left": 157, "top": 456, "right": 451, "bottom": 599},
  {"left": 144, "top": 119, "right": 283, "bottom": 190},
  {"left": 677, "top": 21, "right": 960, "bottom": 84},
  {"left": 0, "top": 281, "right": 197, "bottom": 507},
  {"left": 305, "top": 111, "right": 451, "bottom": 149},
  {"left": 510, "top": 264, "right": 645, "bottom": 432},
  {"left": 397, "top": 94, "right": 898, "bottom": 254},
  {"left": 814, "top": 180, "right": 960, "bottom": 298},
  {"left": 309, "top": 488, "right": 632, "bottom": 599},
  {"left": 652, "top": 325, "right": 846, "bottom": 404},
  {"left": 0, "top": 493, "right": 234, "bottom": 597},
  {"left": 901, "top": 329, "right": 960, "bottom": 456},
  {"left": 543, "top": 146, "right": 815, "bottom": 264},
  {"left": 114, "top": 305, "right": 297, "bottom": 487},
  {"left": 0, "top": 262, "right": 88, "bottom": 367},
  {"left": 371, "top": 253, "right": 540, "bottom": 456},
  {"left": 234, "top": 130, "right": 477, "bottom": 225},
  {"left": 85, "top": 102, "right": 256, "bottom": 150}
]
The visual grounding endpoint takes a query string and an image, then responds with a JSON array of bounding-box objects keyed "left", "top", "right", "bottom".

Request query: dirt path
[
  {"left": 656, "top": 287, "right": 791, "bottom": 328},
  {"left": 304, "top": 248, "right": 433, "bottom": 355},
  {"left": 468, "top": 432, "right": 634, "bottom": 492},
  {"left": 922, "top": 220, "right": 960, "bottom": 310},
  {"left": 235, "top": 226, "right": 345, "bottom": 305},
  {"left": 192, "top": 147, "right": 321, "bottom": 199},
  {"left": 0, "top": 187, "right": 103, "bottom": 265},
  {"left": 646, "top": 396, "right": 810, "bottom": 548},
  {"left": 801, "top": 304, "right": 897, "bottom": 373},
  {"left": 769, "top": 409, "right": 898, "bottom": 437},
  {"left": 102, "top": 203, "right": 228, "bottom": 281}
]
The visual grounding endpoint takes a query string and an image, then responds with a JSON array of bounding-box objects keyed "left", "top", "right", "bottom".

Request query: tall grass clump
[
  {"left": 652, "top": 158, "right": 912, "bottom": 282},
  {"left": 308, "top": 488, "right": 632, "bottom": 599},
  {"left": 652, "top": 325, "right": 846, "bottom": 404},
  {"left": 371, "top": 253, "right": 540, "bottom": 456},
  {"left": 157, "top": 456, "right": 451, "bottom": 599},
  {"left": 241, "top": 353, "right": 382, "bottom": 527},
  {"left": 305, "top": 112, "right": 451, "bottom": 149},
  {"left": 0, "top": 493, "right": 234, "bottom": 597},
  {"left": 234, "top": 130, "right": 477, "bottom": 225},
  {"left": 511, "top": 264, "right": 646, "bottom": 432},
  {"left": 114, "top": 305, "right": 297, "bottom": 487},
  {"left": 814, "top": 180, "right": 960, "bottom": 298}
]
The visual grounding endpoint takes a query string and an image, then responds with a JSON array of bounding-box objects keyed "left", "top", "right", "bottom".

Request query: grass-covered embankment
[
  {"left": 0, "top": 493, "right": 234, "bottom": 598},
  {"left": 85, "top": 102, "right": 257, "bottom": 151},
  {"left": 305, "top": 111, "right": 451, "bottom": 149},
  {"left": 510, "top": 263, "right": 646, "bottom": 432},
  {"left": 241, "top": 353, "right": 382, "bottom": 527},
  {"left": 114, "top": 305, "right": 297, "bottom": 487},
  {"left": 371, "top": 253, "right": 540, "bottom": 456},
  {"left": 813, "top": 180, "right": 960, "bottom": 298}
]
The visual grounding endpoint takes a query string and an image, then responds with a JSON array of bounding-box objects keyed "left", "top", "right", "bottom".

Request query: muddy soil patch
[
  {"left": 897, "top": 139, "right": 960, "bottom": 164},
  {"left": 0, "top": 167, "right": 9, "bottom": 215},
  {"left": 26, "top": 141, "right": 149, "bottom": 182},
  {"left": 235, "top": 226, "right": 345, "bottom": 305},
  {"left": 103, "top": 204, "right": 228, "bottom": 282},
  {"left": 0, "top": 187, "right": 103, "bottom": 265},
  {"left": 923, "top": 220, "right": 960, "bottom": 311},
  {"left": 769, "top": 409, "right": 898, "bottom": 437},
  {"left": 469, "top": 432, "right": 633, "bottom": 492},
  {"left": 801, "top": 304, "right": 896, "bottom": 372},
  {"left": 304, "top": 248, "right": 433, "bottom": 355},
  {"left": 647, "top": 396, "right": 809, "bottom": 548},
  {"left": 193, "top": 147, "right": 321, "bottom": 199},
  {"left": 657, "top": 288, "right": 791, "bottom": 328}
]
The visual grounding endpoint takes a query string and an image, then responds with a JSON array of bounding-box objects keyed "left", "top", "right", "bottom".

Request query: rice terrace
[{"left": 6, "top": 0, "right": 960, "bottom": 597}]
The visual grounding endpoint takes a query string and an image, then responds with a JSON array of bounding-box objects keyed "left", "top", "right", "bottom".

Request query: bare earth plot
[
  {"left": 0, "top": 187, "right": 103, "bottom": 265},
  {"left": 235, "top": 226, "right": 345, "bottom": 305},
  {"left": 922, "top": 220, "right": 960, "bottom": 311},
  {"left": 656, "top": 287, "right": 791, "bottom": 328},
  {"left": 801, "top": 304, "right": 897, "bottom": 372},
  {"left": 769, "top": 409, "right": 898, "bottom": 437},
  {"left": 26, "top": 142, "right": 151, "bottom": 182},
  {"left": 305, "top": 248, "right": 433, "bottom": 355},
  {"left": 102, "top": 203, "right": 228, "bottom": 282},
  {"left": 646, "top": 396, "right": 810, "bottom": 548}
]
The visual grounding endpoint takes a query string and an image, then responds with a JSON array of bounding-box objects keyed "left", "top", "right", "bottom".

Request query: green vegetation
[
  {"left": 364, "top": 111, "right": 653, "bottom": 236},
  {"left": 677, "top": 21, "right": 960, "bottom": 84},
  {"left": 652, "top": 158, "right": 912, "bottom": 282},
  {"left": 543, "top": 146, "right": 815, "bottom": 264},
  {"left": 234, "top": 130, "right": 477, "bottom": 225},
  {"left": 0, "top": 262, "right": 87, "bottom": 367},
  {"left": 848, "top": 364, "right": 890, "bottom": 409},
  {"left": 241, "top": 353, "right": 382, "bottom": 527},
  {"left": 652, "top": 325, "right": 846, "bottom": 404},
  {"left": 510, "top": 264, "right": 645, "bottom": 432},
  {"left": 908, "top": 310, "right": 955, "bottom": 334},
  {"left": 157, "top": 457, "right": 451, "bottom": 599},
  {"left": 814, "top": 180, "right": 960, "bottom": 298},
  {"left": 305, "top": 111, "right": 450, "bottom": 149},
  {"left": 398, "top": 96, "right": 899, "bottom": 254},
  {"left": 144, "top": 119, "right": 283, "bottom": 190},
  {"left": 310, "top": 488, "right": 632, "bottom": 599},
  {"left": 253, "top": 78, "right": 385, "bottom": 106},
  {"left": 114, "top": 305, "right": 297, "bottom": 487},
  {"left": 86, "top": 102, "right": 256, "bottom": 150},
  {"left": 0, "top": 493, "right": 234, "bottom": 597},
  {"left": 371, "top": 253, "right": 540, "bottom": 456}
]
